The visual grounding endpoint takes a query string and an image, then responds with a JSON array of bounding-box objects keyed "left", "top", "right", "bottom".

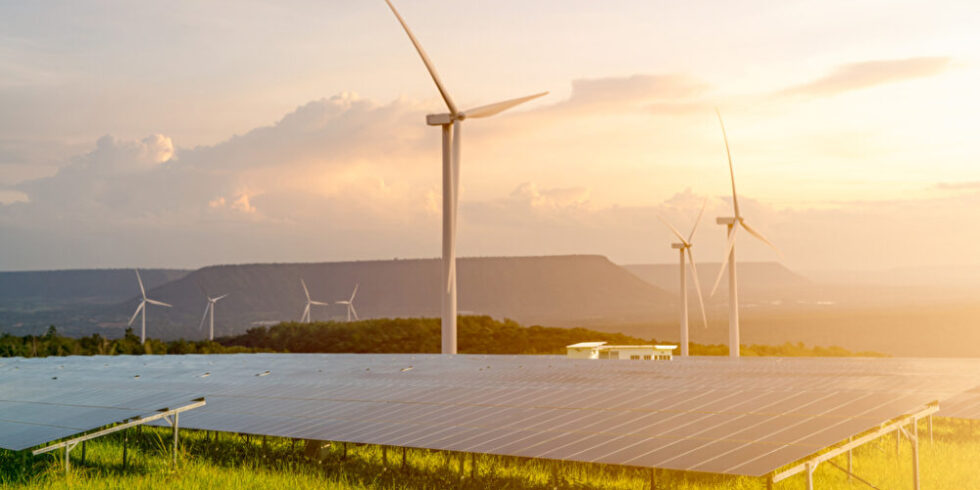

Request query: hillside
[
  {"left": 624, "top": 261, "right": 810, "bottom": 302},
  {"left": 103, "top": 255, "right": 676, "bottom": 340},
  {"left": 0, "top": 268, "right": 189, "bottom": 306}
]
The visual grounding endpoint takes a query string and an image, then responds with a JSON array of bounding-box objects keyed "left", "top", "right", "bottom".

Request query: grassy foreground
[{"left": 2, "top": 418, "right": 979, "bottom": 489}]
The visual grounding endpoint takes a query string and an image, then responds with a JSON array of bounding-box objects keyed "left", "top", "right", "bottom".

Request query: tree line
[{"left": 0, "top": 316, "right": 883, "bottom": 358}]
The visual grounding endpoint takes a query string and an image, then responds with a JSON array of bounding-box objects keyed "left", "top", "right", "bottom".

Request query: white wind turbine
[
  {"left": 658, "top": 199, "right": 709, "bottom": 357},
  {"left": 127, "top": 269, "right": 172, "bottom": 345},
  {"left": 198, "top": 293, "right": 229, "bottom": 341},
  {"left": 299, "top": 278, "right": 329, "bottom": 324},
  {"left": 335, "top": 284, "right": 359, "bottom": 322},
  {"left": 710, "top": 109, "right": 781, "bottom": 358},
  {"left": 384, "top": 0, "right": 548, "bottom": 354}
]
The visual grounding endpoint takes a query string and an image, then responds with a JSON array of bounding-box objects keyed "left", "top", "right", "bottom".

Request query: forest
[{"left": 0, "top": 316, "right": 883, "bottom": 358}]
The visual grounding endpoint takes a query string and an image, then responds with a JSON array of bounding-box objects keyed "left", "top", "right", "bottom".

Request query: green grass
[{"left": 3, "top": 418, "right": 980, "bottom": 489}]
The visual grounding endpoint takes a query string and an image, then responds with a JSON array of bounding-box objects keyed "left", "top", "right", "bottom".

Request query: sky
[{"left": 0, "top": 0, "right": 978, "bottom": 272}]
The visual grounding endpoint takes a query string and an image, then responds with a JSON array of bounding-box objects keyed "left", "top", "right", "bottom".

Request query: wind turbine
[
  {"left": 709, "top": 109, "right": 781, "bottom": 358},
  {"left": 299, "top": 278, "right": 329, "bottom": 324},
  {"left": 658, "top": 199, "right": 709, "bottom": 357},
  {"left": 127, "top": 269, "right": 172, "bottom": 344},
  {"left": 383, "top": 0, "right": 547, "bottom": 354},
  {"left": 198, "top": 293, "right": 229, "bottom": 341},
  {"left": 335, "top": 284, "right": 359, "bottom": 322}
]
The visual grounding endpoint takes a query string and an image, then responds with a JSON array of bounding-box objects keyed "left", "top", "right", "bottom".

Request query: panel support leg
[
  {"left": 929, "top": 415, "right": 933, "bottom": 444},
  {"left": 766, "top": 474, "right": 773, "bottom": 490},
  {"left": 847, "top": 436, "right": 852, "bottom": 482},
  {"left": 912, "top": 419, "right": 920, "bottom": 490},
  {"left": 470, "top": 452, "right": 476, "bottom": 479},
  {"left": 650, "top": 468, "right": 657, "bottom": 490},
  {"left": 805, "top": 461, "right": 815, "bottom": 490},
  {"left": 122, "top": 430, "right": 128, "bottom": 471},
  {"left": 172, "top": 413, "right": 179, "bottom": 466},
  {"left": 81, "top": 440, "right": 86, "bottom": 466}
]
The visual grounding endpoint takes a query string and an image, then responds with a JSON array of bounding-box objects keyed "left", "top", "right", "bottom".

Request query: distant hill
[
  {"left": 100, "top": 255, "right": 676, "bottom": 340},
  {"left": 623, "top": 262, "right": 809, "bottom": 302},
  {"left": 0, "top": 268, "right": 189, "bottom": 306}
]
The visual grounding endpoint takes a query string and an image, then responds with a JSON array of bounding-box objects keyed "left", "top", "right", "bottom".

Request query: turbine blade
[
  {"left": 657, "top": 215, "right": 688, "bottom": 244},
  {"left": 687, "top": 198, "right": 708, "bottom": 243},
  {"left": 214, "top": 294, "right": 230, "bottom": 302},
  {"left": 301, "top": 278, "right": 310, "bottom": 301},
  {"left": 463, "top": 92, "right": 549, "bottom": 119},
  {"left": 710, "top": 223, "right": 739, "bottom": 296},
  {"left": 350, "top": 283, "right": 358, "bottom": 302},
  {"left": 335, "top": 301, "right": 350, "bottom": 305},
  {"left": 301, "top": 304, "right": 310, "bottom": 322},
  {"left": 146, "top": 299, "right": 172, "bottom": 307},
  {"left": 350, "top": 304, "right": 359, "bottom": 321},
  {"left": 199, "top": 303, "right": 211, "bottom": 331},
  {"left": 383, "top": 0, "right": 457, "bottom": 114},
  {"left": 128, "top": 301, "right": 145, "bottom": 326},
  {"left": 687, "top": 248, "right": 709, "bottom": 329},
  {"left": 715, "top": 108, "right": 740, "bottom": 219},
  {"left": 135, "top": 269, "right": 146, "bottom": 298},
  {"left": 310, "top": 301, "right": 329, "bottom": 306},
  {"left": 740, "top": 220, "right": 783, "bottom": 257}
]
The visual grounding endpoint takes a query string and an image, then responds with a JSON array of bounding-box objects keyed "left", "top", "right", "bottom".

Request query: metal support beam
[
  {"left": 912, "top": 420, "right": 920, "bottom": 490},
  {"left": 32, "top": 399, "right": 205, "bottom": 475},
  {"left": 772, "top": 402, "right": 939, "bottom": 485}
]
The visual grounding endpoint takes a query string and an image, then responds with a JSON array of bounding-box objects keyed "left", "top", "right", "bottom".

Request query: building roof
[{"left": 566, "top": 341, "right": 607, "bottom": 348}]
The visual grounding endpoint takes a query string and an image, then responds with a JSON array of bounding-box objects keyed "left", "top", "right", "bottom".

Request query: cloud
[
  {"left": 544, "top": 74, "right": 711, "bottom": 114},
  {"left": 936, "top": 181, "right": 980, "bottom": 191},
  {"left": 777, "top": 57, "right": 953, "bottom": 98},
  {"left": 510, "top": 183, "right": 591, "bottom": 210}
]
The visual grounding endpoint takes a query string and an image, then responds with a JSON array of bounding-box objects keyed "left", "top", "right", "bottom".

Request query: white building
[{"left": 566, "top": 342, "right": 677, "bottom": 360}]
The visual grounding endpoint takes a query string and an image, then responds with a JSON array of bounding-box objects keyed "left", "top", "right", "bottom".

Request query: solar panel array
[
  {"left": 0, "top": 379, "right": 202, "bottom": 451},
  {"left": 937, "top": 386, "right": 980, "bottom": 419},
  {"left": 2, "top": 354, "right": 979, "bottom": 476}
]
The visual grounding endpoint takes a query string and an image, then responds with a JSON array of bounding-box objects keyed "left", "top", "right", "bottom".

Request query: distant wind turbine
[
  {"left": 198, "top": 293, "right": 229, "bottom": 341},
  {"left": 383, "top": 0, "right": 548, "bottom": 354},
  {"left": 128, "top": 269, "right": 172, "bottom": 344},
  {"left": 299, "top": 278, "right": 329, "bottom": 323},
  {"left": 709, "top": 109, "right": 782, "bottom": 358},
  {"left": 335, "top": 284, "right": 359, "bottom": 322},
  {"left": 658, "top": 199, "right": 709, "bottom": 357}
]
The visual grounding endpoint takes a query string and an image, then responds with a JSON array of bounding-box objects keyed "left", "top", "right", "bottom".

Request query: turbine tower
[
  {"left": 335, "top": 284, "right": 359, "bottom": 322},
  {"left": 658, "top": 199, "right": 709, "bottom": 357},
  {"left": 710, "top": 110, "right": 781, "bottom": 358},
  {"left": 198, "top": 293, "right": 229, "bottom": 341},
  {"left": 127, "top": 269, "right": 172, "bottom": 344},
  {"left": 299, "top": 278, "right": 329, "bottom": 324},
  {"left": 383, "top": 0, "right": 547, "bottom": 354}
]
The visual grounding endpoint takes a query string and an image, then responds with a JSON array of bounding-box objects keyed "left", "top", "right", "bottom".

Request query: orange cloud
[{"left": 777, "top": 57, "right": 953, "bottom": 98}]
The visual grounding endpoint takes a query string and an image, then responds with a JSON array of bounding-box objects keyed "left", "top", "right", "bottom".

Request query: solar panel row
[{"left": 2, "top": 354, "right": 978, "bottom": 476}]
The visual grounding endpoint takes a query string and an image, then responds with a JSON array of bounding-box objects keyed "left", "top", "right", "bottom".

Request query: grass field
[{"left": 2, "top": 418, "right": 979, "bottom": 489}]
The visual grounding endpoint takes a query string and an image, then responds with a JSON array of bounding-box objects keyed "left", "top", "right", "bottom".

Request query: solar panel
[
  {"left": 2, "top": 354, "right": 978, "bottom": 476},
  {"left": 937, "top": 386, "right": 980, "bottom": 419},
  {"left": 0, "top": 385, "right": 205, "bottom": 451}
]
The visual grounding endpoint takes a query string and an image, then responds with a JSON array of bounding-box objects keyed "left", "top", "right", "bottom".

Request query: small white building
[{"left": 566, "top": 342, "right": 677, "bottom": 361}]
